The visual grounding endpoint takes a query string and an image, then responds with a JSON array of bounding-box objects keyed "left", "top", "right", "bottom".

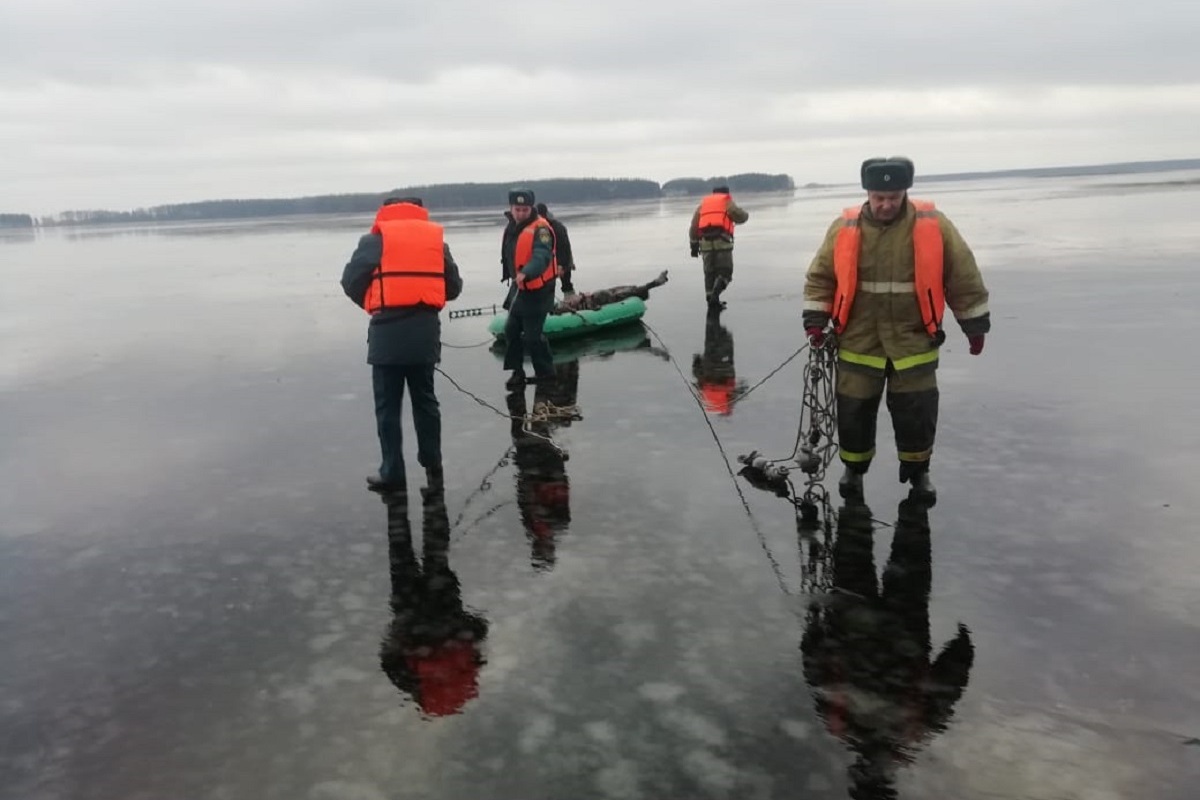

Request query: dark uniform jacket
[
  {"left": 500, "top": 211, "right": 556, "bottom": 314},
  {"left": 341, "top": 233, "right": 464, "bottom": 365}
]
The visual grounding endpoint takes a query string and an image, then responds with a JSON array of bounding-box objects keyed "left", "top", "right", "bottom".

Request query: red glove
[
  {"left": 968, "top": 334, "right": 985, "bottom": 355},
  {"left": 805, "top": 327, "right": 825, "bottom": 346}
]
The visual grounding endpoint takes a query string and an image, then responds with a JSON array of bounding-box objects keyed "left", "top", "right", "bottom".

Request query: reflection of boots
[
  {"left": 423, "top": 464, "right": 444, "bottom": 496},
  {"left": 838, "top": 466, "right": 864, "bottom": 499},
  {"left": 506, "top": 369, "right": 526, "bottom": 389}
]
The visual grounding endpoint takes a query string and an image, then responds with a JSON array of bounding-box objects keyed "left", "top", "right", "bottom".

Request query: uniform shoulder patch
[{"left": 536, "top": 226, "right": 554, "bottom": 244}]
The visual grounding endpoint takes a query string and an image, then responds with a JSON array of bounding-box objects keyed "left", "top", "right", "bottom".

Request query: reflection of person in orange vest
[
  {"left": 691, "top": 307, "right": 746, "bottom": 416},
  {"left": 379, "top": 487, "right": 488, "bottom": 718},
  {"left": 801, "top": 498, "right": 974, "bottom": 798},
  {"left": 505, "top": 361, "right": 578, "bottom": 571}
]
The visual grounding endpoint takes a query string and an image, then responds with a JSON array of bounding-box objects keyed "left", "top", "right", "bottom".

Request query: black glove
[{"left": 690, "top": 242, "right": 700, "bottom": 258}]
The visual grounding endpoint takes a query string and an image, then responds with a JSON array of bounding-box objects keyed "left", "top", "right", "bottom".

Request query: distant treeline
[
  {"left": 918, "top": 158, "right": 1200, "bottom": 183},
  {"left": 1, "top": 213, "right": 34, "bottom": 229},
  {"left": 34, "top": 173, "right": 796, "bottom": 226},
  {"left": 662, "top": 173, "right": 795, "bottom": 196}
]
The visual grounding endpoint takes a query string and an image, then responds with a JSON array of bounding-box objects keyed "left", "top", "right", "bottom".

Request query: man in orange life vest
[
  {"left": 340, "top": 196, "right": 464, "bottom": 494},
  {"left": 500, "top": 188, "right": 558, "bottom": 389},
  {"left": 802, "top": 158, "right": 991, "bottom": 502},
  {"left": 689, "top": 185, "right": 749, "bottom": 310}
]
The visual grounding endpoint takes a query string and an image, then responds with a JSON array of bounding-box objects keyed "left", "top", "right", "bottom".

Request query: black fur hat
[
  {"left": 860, "top": 157, "right": 914, "bottom": 191},
  {"left": 507, "top": 188, "right": 535, "bottom": 206}
]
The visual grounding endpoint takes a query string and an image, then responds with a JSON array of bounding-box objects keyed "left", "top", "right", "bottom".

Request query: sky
[{"left": 2, "top": 0, "right": 1198, "bottom": 216}]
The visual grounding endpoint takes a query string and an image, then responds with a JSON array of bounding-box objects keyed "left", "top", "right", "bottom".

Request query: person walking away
[
  {"left": 340, "top": 196, "right": 463, "bottom": 495},
  {"left": 689, "top": 185, "right": 749, "bottom": 310}
]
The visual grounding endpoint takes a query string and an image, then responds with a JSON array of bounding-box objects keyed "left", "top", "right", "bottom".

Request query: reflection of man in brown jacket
[
  {"left": 802, "top": 157, "right": 991, "bottom": 502},
  {"left": 689, "top": 186, "right": 749, "bottom": 310},
  {"left": 802, "top": 499, "right": 974, "bottom": 799}
]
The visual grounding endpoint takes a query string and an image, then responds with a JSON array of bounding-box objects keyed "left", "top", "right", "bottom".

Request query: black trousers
[
  {"left": 836, "top": 365, "right": 938, "bottom": 480},
  {"left": 502, "top": 308, "right": 554, "bottom": 377},
  {"left": 373, "top": 364, "right": 441, "bottom": 483}
]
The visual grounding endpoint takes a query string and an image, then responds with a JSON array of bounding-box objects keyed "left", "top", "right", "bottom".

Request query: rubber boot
[
  {"left": 838, "top": 466, "right": 864, "bottom": 499},
  {"left": 900, "top": 462, "right": 937, "bottom": 505},
  {"left": 709, "top": 275, "right": 729, "bottom": 311},
  {"left": 908, "top": 471, "right": 937, "bottom": 504}
]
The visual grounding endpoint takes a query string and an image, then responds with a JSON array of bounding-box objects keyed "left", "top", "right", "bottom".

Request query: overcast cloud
[{"left": 3, "top": 0, "right": 1198, "bottom": 214}]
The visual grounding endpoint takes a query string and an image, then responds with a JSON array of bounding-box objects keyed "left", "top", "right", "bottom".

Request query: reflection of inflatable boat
[
  {"left": 490, "top": 321, "right": 660, "bottom": 365},
  {"left": 487, "top": 297, "right": 647, "bottom": 342}
]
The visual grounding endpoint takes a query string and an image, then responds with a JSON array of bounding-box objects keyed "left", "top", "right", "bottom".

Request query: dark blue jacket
[{"left": 341, "top": 233, "right": 464, "bottom": 365}]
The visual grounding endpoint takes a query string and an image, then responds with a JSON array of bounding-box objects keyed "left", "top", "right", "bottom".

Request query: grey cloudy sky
[{"left": 3, "top": 0, "right": 1197, "bottom": 214}]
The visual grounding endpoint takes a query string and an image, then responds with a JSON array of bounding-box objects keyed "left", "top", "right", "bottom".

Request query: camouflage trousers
[
  {"left": 836, "top": 364, "right": 939, "bottom": 481},
  {"left": 701, "top": 250, "right": 733, "bottom": 301}
]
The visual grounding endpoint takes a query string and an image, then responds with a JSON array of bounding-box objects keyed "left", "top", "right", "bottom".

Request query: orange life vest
[
  {"left": 697, "top": 193, "right": 736, "bottom": 237},
  {"left": 364, "top": 202, "right": 446, "bottom": 313},
  {"left": 514, "top": 218, "right": 559, "bottom": 291},
  {"left": 830, "top": 199, "right": 945, "bottom": 339}
]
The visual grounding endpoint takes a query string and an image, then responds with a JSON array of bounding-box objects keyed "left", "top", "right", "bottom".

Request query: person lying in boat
[{"left": 551, "top": 270, "right": 669, "bottom": 314}]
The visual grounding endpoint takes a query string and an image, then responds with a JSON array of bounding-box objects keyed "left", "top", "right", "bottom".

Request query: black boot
[
  {"left": 900, "top": 462, "right": 937, "bottom": 504},
  {"left": 908, "top": 471, "right": 937, "bottom": 504},
  {"left": 838, "top": 466, "right": 864, "bottom": 499},
  {"left": 711, "top": 274, "right": 728, "bottom": 300}
]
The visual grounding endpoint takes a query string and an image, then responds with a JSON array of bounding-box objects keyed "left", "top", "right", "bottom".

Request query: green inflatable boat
[{"left": 488, "top": 296, "right": 647, "bottom": 342}]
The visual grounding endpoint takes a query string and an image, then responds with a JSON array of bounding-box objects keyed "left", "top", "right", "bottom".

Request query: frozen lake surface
[{"left": 3, "top": 171, "right": 1199, "bottom": 799}]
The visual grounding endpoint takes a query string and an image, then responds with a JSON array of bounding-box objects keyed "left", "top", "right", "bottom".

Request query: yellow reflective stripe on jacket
[
  {"left": 838, "top": 349, "right": 888, "bottom": 370},
  {"left": 891, "top": 350, "right": 940, "bottom": 371},
  {"left": 839, "top": 348, "right": 940, "bottom": 372},
  {"left": 898, "top": 448, "right": 933, "bottom": 462},
  {"left": 840, "top": 447, "right": 875, "bottom": 463}
]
